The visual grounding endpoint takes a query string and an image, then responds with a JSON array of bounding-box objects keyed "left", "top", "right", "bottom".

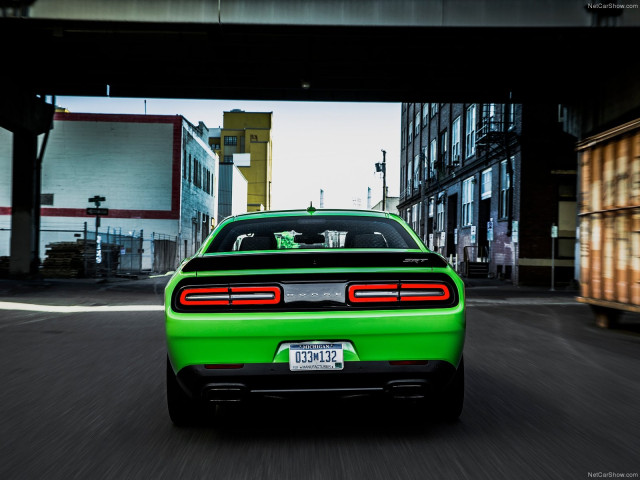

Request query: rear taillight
[
  {"left": 230, "top": 286, "right": 281, "bottom": 305},
  {"left": 347, "top": 282, "right": 451, "bottom": 304},
  {"left": 347, "top": 284, "right": 399, "bottom": 303},
  {"left": 178, "top": 285, "right": 281, "bottom": 308},
  {"left": 400, "top": 283, "right": 450, "bottom": 301}
]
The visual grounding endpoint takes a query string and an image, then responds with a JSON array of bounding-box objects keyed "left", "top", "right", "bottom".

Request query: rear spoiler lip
[{"left": 182, "top": 251, "right": 448, "bottom": 273}]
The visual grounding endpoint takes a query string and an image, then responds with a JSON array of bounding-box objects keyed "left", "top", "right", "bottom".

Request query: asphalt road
[{"left": 0, "top": 277, "right": 639, "bottom": 480}]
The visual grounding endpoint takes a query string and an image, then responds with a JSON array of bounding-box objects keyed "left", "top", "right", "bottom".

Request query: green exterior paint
[{"left": 165, "top": 209, "right": 466, "bottom": 375}]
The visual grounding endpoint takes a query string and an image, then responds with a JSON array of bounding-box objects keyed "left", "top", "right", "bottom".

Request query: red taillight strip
[
  {"left": 400, "top": 283, "right": 451, "bottom": 302},
  {"left": 180, "top": 287, "right": 229, "bottom": 306},
  {"left": 230, "top": 286, "right": 281, "bottom": 305},
  {"left": 348, "top": 284, "right": 399, "bottom": 303},
  {"left": 347, "top": 282, "right": 452, "bottom": 303},
  {"left": 179, "top": 286, "right": 282, "bottom": 307}
]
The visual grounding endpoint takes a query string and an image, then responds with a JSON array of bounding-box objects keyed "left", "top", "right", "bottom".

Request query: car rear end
[{"left": 164, "top": 210, "right": 465, "bottom": 425}]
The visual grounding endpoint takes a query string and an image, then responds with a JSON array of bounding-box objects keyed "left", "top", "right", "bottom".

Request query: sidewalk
[
  {"left": 0, "top": 274, "right": 170, "bottom": 306},
  {"left": 464, "top": 277, "right": 579, "bottom": 297},
  {"left": 462, "top": 277, "right": 582, "bottom": 307}
]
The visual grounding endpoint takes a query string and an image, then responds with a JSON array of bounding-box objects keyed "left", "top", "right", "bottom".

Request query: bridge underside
[{"left": 2, "top": 19, "right": 639, "bottom": 105}]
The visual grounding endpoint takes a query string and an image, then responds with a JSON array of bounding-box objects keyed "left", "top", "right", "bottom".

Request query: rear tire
[
  {"left": 166, "top": 357, "right": 203, "bottom": 427},
  {"left": 440, "top": 357, "right": 464, "bottom": 422}
]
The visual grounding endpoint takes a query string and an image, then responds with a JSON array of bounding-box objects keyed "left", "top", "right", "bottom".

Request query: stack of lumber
[
  {"left": 42, "top": 240, "right": 120, "bottom": 278},
  {"left": 41, "top": 241, "right": 87, "bottom": 278}
]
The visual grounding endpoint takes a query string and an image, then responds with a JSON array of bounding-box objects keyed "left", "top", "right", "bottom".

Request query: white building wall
[
  {"left": 0, "top": 127, "right": 12, "bottom": 257},
  {"left": 1, "top": 113, "right": 219, "bottom": 272},
  {"left": 42, "top": 118, "right": 174, "bottom": 211},
  {"left": 232, "top": 165, "right": 248, "bottom": 217}
]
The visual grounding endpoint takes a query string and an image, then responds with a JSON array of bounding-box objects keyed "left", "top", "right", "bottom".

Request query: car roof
[{"left": 222, "top": 207, "right": 394, "bottom": 223}]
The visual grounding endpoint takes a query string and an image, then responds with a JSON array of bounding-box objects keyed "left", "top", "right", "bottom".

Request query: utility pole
[{"left": 376, "top": 150, "right": 387, "bottom": 211}]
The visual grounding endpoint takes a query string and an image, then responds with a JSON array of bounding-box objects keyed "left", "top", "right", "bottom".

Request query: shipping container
[{"left": 576, "top": 118, "right": 640, "bottom": 327}]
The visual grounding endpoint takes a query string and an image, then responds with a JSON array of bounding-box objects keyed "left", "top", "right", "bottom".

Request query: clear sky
[{"left": 56, "top": 96, "right": 401, "bottom": 211}]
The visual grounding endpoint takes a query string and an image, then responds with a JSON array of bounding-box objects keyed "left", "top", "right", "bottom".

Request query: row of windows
[
  {"left": 402, "top": 105, "right": 477, "bottom": 191},
  {"left": 183, "top": 151, "right": 215, "bottom": 196},
  {"left": 406, "top": 103, "right": 515, "bottom": 148},
  {"left": 402, "top": 104, "right": 518, "bottom": 197},
  {"left": 405, "top": 158, "right": 513, "bottom": 232}
]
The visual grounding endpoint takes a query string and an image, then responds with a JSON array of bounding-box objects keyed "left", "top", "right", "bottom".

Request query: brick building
[
  {"left": 0, "top": 112, "right": 219, "bottom": 272},
  {"left": 398, "top": 103, "right": 577, "bottom": 286}
]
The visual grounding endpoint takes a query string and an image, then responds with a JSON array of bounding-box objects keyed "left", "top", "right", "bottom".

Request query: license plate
[{"left": 289, "top": 343, "right": 344, "bottom": 371}]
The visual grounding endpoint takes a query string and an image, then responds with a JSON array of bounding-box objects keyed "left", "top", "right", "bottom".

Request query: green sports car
[{"left": 165, "top": 208, "right": 465, "bottom": 426}]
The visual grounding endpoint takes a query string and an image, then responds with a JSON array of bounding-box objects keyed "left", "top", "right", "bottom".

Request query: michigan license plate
[{"left": 289, "top": 343, "right": 344, "bottom": 371}]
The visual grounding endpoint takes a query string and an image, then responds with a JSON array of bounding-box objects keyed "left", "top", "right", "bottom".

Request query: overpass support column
[{"left": 10, "top": 129, "right": 41, "bottom": 277}]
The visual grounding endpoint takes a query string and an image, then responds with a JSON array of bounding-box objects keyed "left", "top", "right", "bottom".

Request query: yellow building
[{"left": 211, "top": 110, "right": 273, "bottom": 212}]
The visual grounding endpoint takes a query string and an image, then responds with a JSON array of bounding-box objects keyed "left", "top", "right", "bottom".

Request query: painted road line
[{"left": 0, "top": 301, "right": 164, "bottom": 313}]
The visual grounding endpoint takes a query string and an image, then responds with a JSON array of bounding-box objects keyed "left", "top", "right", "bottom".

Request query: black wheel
[
  {"left": 166, "top": 357, "right": 203, "bottom": 427},
  {"left": 440, "top": 356, "right": 464, "bottom": 422}
]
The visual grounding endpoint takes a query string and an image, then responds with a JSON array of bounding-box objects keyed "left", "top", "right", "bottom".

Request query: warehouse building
[
  {"left": 0, "top": 111, "right": 219, "bottom": 274},
  {"left": 398, "top": 103, "right": 577, "bottom": 286}
]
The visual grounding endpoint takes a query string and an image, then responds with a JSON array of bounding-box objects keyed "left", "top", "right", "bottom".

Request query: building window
[
  {"left": 436, "top": 196, "right": 445, "bottom": 231},
  {"left": 188, "top": 154, "right": 192, "bottom": 183},
  {"left": 429, "top": 139, "right": 437, "bottom": 178},
  {"left": 428, "top": 197, "right": 435, "bottom": 218},
  {"left": 499, "top": 159, "right": 511, "bottom": 219},
  {"left": 451, "top": 116, "right": 461, "bottom": 166},
  {"left": 508, "top": 104, "right": 516, "bottom": 129},
  {"left": 422, "top": 103, "right": 428, "bottom": 124},
  {"left": 462, "top": 176, "right": 475, "bottom": 226},
  {"left": 407, "top": 158, "right": 413, "bottom": 193},
  {"left": 422, "top": 147, "right": 429, "bottom": 184},
  {"left": 486, "top": 103, "right": 499, "bottom": 132},
  {"left": 415, "top": 112, "right": 420, "bottom": 136},
  {"left": 430, "top": 103, "right": 438, "bottom": 117},
  {"left": 412, "top": 204, "right": 420, "bottom": 233},
  {"left": 465, "top": 105, "right": 476, "bottom": 158},
  {"left": 481, "top": 168, "right": 492, "bottom": 200},
  {"left": 224, "top": 136, "right": 237, "bottom": 146},
  {"left": 183, "top": 150, "right": 187, "bottom": 179},
  {"left": 439, "top": 130, "right": 448, "bottom": 166},
  {"left": 409, "top": 121, "right": 413, "bottom": 144},
  {"left": 414, "top": 154, "right": 420, "bottom": 190}
]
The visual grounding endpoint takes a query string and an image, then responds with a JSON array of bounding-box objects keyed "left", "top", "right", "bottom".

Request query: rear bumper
[{"left": 175, "top": 360, "right": 457, "bottom": 403}]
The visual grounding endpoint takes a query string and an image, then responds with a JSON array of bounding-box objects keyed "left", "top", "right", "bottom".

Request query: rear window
[{"left": 206, "top": 215, "right": 420, "bottom": 253}]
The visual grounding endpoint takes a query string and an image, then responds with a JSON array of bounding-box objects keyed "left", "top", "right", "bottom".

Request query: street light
[{"left": 375, "top": 149, "right": 387, "bottom": 211}]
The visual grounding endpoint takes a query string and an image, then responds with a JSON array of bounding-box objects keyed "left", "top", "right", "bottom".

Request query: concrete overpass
[{"left": 2, "top": 0, "right": 640, "bottom": 275}]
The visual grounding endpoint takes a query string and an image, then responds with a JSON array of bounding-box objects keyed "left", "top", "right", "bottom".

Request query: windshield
[{"left": 206, "top": 215, "right": 421, "bottom": 253}]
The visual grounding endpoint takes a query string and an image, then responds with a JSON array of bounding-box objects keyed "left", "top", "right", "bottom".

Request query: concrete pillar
[{"left": 9, "top": 129, "right": 40, "bottom": 277}]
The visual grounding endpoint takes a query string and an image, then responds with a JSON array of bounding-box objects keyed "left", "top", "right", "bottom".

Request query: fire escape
[{"left": 465, "top": 103, "right": 519, "bottom": 278}]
